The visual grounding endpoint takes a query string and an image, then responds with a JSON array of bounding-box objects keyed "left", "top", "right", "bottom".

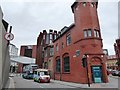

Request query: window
[
  {"left": 50, "top": 40, "right": 52, "bottom": 44},
  {"left": 50, "top": 34, "right": 53, "bottom": 44},
  {"left": 41, "top": 39, "right": 43, "bottom": 45},
  {"left": 64, "top": 56, "right": 70, "bottom": 72},
  {"left": 43, "top": 35, "right": 45, "bottom": 39},
  {"left": 66, "top": 33, "right": 71, "bottom": 46},
  {"left": 96, "top": 31, "right": 100, "bottom": 38},
  {"left": 91, "top": 2, "right": 94, "bottom": 7},
  {"left": 56, "top": 59, "right": 60, "bottom": 72},
  {"left": 46, "top": 34, "right": 49, "bottom": 44},
  {"left": 88, "top": 29, "right": 92, "bottom": 37},
  {"left": 50, "top": 34, "right": 52, "bottom": 39},
  {"left": 44, "top": 62, "right": 48, "bottom": 69},
  {"left": 42, "top": 47, "right": 44, "bottom": 51},
  {"left": 42, "top": 52, "right": 44, "bottom": 58},
  {"left": 75, "top": 5, "right": 79, "bottom": 10},
  {"left": 50, "top": 47, "right": 54, "bottom": 56},
  {"left": 84, "top": 30, "right": 87, "bottom": 38},
  {"left": 94, "top": 29, "right": 100, "bottom": 38},
  {"left": 62, "top": 42, "right": 64, "bottom": 49},
  {"left": 76, "top": 50, "right": 80, "bottom": 57},
  {"left": 82, "top": 2, "right": 86, "bottom": 7},
  {"left": 94, "top": 30, "right": 97, "bottom": 37},
  {"left": 54, "top": 34, "right": 57, "bottom": 40},
  {"left": 45, "top": 49, "right": 47, "bottom": 57},
  {"left": 84, "top": 29, "right": 92, "bottom": 38},
  {"left": 56, "top": 44, "right": 58, "bottom": 52}
]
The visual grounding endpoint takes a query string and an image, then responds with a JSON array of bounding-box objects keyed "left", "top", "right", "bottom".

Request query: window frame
[
  {"left": 45, "top": 49, "right": 48, "bottom": 57},
  {"left": 66, "top": 33, "right": 71, "bottom": 46},
  {"left": 50, "top": 47, "right": 54, "bottom": 56},
  {"left": 56, "top": 59, "right": 61, "bottom": 73},
  {"left": 84, "top": 30, "right": 88, "bottom": 38},
  {"left": 56, "top": 43, "right": 58, "bottom": 52},
  {"left": 62, "top": 42, "right": 64, "bottom": 49},
  {"left": 82, "top": 2, "right": 86, "bottom": 7},
  {"left": 94, "top": 29, "right": 100, "bottom": 38},
  {"left": 91, "top": 2, "right": 94, "bottom": 7},
  {"left": 64, "top": 56, "right": 70, "bottom": 72},
  {"left": 88, "top": 29, "right": 92, "bottom": 37}
]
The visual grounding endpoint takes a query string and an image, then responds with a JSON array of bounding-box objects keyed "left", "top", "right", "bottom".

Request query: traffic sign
[{"left": 4, "top": 33, "right": 14, "bottom": 41}]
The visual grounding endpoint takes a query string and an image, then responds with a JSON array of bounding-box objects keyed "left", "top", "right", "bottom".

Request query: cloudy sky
[{"left": 0, "top": 0, "right": 118, "bottom": 55}]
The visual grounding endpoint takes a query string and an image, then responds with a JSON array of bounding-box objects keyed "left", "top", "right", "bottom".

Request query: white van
[{"left": 33, "top": 69, "right": 50, "bottom": 83}]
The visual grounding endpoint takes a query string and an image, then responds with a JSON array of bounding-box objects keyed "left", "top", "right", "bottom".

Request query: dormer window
[
  {"left": 91, "top": 2, "right": 94, "bottom": 7},
  {"left": 82, "top": 2, "right": 86, "bottom": 7},
  {"left": 66, "top": 33, "right": 71, "bottom": 46}
]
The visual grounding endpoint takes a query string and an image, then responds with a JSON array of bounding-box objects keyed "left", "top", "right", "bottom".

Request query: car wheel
[
  {"left": 48, "top": 80, "right": 50, "bottom": 83},
  {"left": 39, "top": 79, "right": 41, "bottom": 83}
]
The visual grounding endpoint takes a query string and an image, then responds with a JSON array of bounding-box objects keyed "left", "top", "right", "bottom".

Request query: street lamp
[{"left": 82, "top": 54, "right": 90, "bottom": 87}]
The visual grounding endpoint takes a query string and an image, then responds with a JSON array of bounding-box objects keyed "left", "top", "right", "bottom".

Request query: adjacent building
[
  {"left": 9, "top": 43, "right": 18, "bottom": 73},
  {"left": 114, "top": 38, "right": 120, "bottom": 70},
  {"left": 9, "top": 43, "right": 18, "bottom": 57},
  {"left": 20, "top": 45, "right": 37, "bottom": 58},
  {"left": 106, "top": 55, "right": 118, "bottom": 70},
  {"left": 36, "top": 30, "right": 57, "bottom": 78}
]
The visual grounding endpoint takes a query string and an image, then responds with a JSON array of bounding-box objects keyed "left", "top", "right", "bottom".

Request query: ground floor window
[
  {"left": 56, "top": 59, "right": 60, "bottom": 72},
  {"left": 64, "top": 56, "right": 70, "bottom": 72}
]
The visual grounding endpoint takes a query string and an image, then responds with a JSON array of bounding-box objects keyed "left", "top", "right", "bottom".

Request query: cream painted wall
[
  {"left": 0, "top": 6, "right": 3, "bottom": 89},
  {"left": 0, "top": 6, "right": 10, "bottom": 89}
]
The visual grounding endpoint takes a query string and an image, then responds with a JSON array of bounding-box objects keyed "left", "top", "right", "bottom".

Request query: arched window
[
  {"left": 56, "top": 57, "right": 60, "bottom": 72},
  {"left": 63, "top": 54, "right": 70, "bottom": 72}
]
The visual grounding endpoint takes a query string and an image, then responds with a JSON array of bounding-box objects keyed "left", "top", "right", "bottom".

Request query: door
[{"left": 91, "top": 66, "right": 102, "bottom": 83}]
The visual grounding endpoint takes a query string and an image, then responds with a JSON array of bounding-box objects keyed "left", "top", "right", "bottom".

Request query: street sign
[{"left": 4, "top": 33, "right": 14, "bottom": 41}]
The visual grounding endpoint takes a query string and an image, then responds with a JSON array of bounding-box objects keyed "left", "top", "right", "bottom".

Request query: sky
[{"left": 0, "top": 0, "right": 119, "bottom": 55}]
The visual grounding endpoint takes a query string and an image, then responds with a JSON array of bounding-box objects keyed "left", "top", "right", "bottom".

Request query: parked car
[
  {"left": 111, "top": 70, "right": 119, "bottom": 76},
  {"left": 22, "top": 64, "right": 38, "bottom": 79},
  {"left": 107, "top": 69, "right": 112, "bottom": 75},
  {"left": 33, "top": 69, "right": 50, "bottom": 83},
  {"left": 22, "top": 71, "right": 33, "bottom": 79},
  {"left": 118, "top": 71, "right": 120, "bottom": 77}
]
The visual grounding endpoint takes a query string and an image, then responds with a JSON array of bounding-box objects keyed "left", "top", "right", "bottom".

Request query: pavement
[
  {"left": 4, "top": 73, "right": 120, "bottom": 89},
  {"left": 51, "top": 76, "right": 119, "bottom": 88},
  {"left": 4, "top": 77, "right": 15, "bottom": 88}
]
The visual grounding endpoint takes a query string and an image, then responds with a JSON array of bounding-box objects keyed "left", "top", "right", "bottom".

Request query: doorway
[{"left": 91, "top": 66, "right": 102, "bottom": 83}]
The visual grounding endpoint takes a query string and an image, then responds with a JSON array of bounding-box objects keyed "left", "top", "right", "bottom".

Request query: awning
[{"left": 10, "top": 56, "right": 35, "bottom": 64}]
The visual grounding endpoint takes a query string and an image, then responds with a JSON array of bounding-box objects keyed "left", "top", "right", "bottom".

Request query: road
[
  {"left": 13, "top": 76, "right": 78, "bottom": 88},
  {"left": 12, "top": 74, "right": 119, "bottom": 89}
]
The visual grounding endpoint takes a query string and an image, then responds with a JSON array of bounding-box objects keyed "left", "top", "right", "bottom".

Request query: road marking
[{"left": 40, "top": 86, "right": 44, "bottom": 88}]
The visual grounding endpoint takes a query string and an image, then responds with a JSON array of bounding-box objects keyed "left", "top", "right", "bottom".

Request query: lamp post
[{"left": 82, "top": 54, "right": 90, "bottom": 87}]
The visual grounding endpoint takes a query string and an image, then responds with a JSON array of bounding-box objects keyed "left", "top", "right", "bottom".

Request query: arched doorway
[{"left": 90, "top": 57, "right": 103, "bottom": 83}]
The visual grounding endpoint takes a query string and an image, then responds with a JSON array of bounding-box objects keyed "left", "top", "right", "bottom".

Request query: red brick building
[
  {"left": 36, "top": 30, "right": 57, "bottom": 78},
  {"left": 114, "top": 39, "right": 120, "bottom": 58},
  {"left": 106, "top": 55, "right": 118, "bottom": 70},
  {"left": 114, "top": 38, "right": 120, "bottom": 70},
  {"left": 53, "top": 1, "right": 108, "bottom": 83},
  {"left": 20, "top": 45, "right": 37, "bottom": 58}
]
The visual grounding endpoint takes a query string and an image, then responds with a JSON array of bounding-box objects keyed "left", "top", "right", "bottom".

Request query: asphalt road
[
  {"left": 12, "top": 75, "right": 119, "bottom": 89},
  {"left": 13, "top": 76, "right": 78, "bottom": 88}
]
